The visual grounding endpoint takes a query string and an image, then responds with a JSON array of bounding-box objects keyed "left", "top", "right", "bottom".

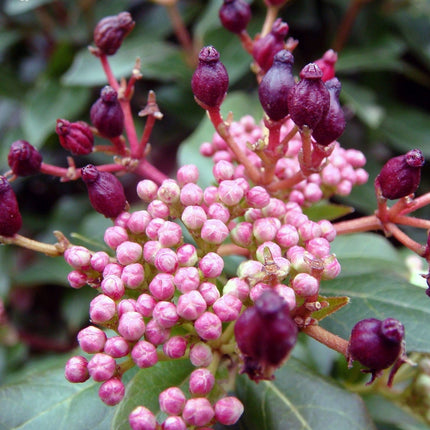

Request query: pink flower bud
[
  {"left": 199, "top": 252, "right": 224, "bottom": 278},
  {"left": 90, "top": 86, "right": 124, "bottom": 138},
  {"left": 314, "top": 49, "right": 338, "bottom": 82},
  {"left": 129, "top": 406, "right": 157, "bottom": 430},
  {"left": 103, "top": 262, "right": 122, "bottom": 278},
  {"left": 180, "top": 183, "right": 203, "bottom": 206},
  {"left": 162, "top": 416, "right": 186, "bottom": 430},
  {"left": 131, "top": 340, "right": 158, "bottom": 368},
  {"left": 89, "top": 294, "right": 116, "bottom": 323},
  {"left": 222, "top": 278, "right": 249, "bottom": 301},
  {"left": 100, "top": 275, "right": 125, "bottom": 300},
  {"left": 203, "top": 185, "right": 218, "bottom": 206},
  {"left": 237, "top": 260, "right": 264, "bottom": 282},
  {"left": 306, "top": 237, "right": 331, "bottom": 258},
  {"left": 298, "top": 220, "right": 322, "bottom": 242},
  {"left": 78, "top": 326, "right": 106, "bottom": 353},
  {"left": 93, "top": 11, "right": 135, "bottom": 56},
  {"left": 291, "top": 273, "right": 319, "bottom": 297},
  {"left": 189, "top": 368, "right": 215, "bottom": 395},
  {"left": 149, "top": 273, "right": 175, "bottom": 301},
  {"left": 321, "top": 254, "right": 341, "bottom": 279},
  {"left": 121, "top": 263, "right": 144, "bottom": 289},
  {"left": 144, "top": 318, "right": 171, "bottom": 345},
  {"left": 158, "top": 179, "right": 181, "bottom": 204},
  {"left": 199, "top": 282, "right": 221, "bottom": 305},
  {"left": 182, "top": 398, "right": 215, "bottom": 427},
  {"left": 104, "top": 225, "right": 128, "bottom": 249},
  {"left": 116, "top": 241, "right": 142, "bottom": 265},
  {"left": 159, "top": 386, "right": 186, "bottom": 415},
  {"left": 275, "top": 224, "right": 299, "bottom": 248},
  {"left": 191, "top": 46, "right": 229, "bottom": 108},
  {"left": 246, "top": 186, "right": 271, "bottom": 209},
  {"left": 231, "top": 222, "right": 253, "bottom": 247},
  {"left": 148, "top": 199, "right": 170, "bottom": 219},
  {"left": 194, "top": 312, "right": 222, "bottom": 340},
  {"left": 253, "top": 217, "right": 280, "bottom": 242},
  {"left": 163, "top": 336, "right": 188, "bottom": 359},
  {"left": 127, "top": 210, "right": 152, "bottom": 234},
  {"left": 55, "top": 119, "right": 93, "bottom": 155},
  {"left": 318, "top": 219, "right": 336, "bottom": 242},
  {"left": 181, "top": 205, "right": 207, "bottom": 230},
  {"left": 91, "top": 251, "right": 110, "bottom": 272},
  {"left": 146, "top": 217, "right": 165, "bottom": 240},
  {"left": 177, "top": 164, "right": 199, "bottom": 186},
  {"left": 158, "top": 221, "right": 183, "bottom": 247},
  {"left": 190, "top": 342, "right": 213, "bottom": 367},
  {"left": 153, "top": 301, "right": 179, "bottom": 328},
  {"left": 177, "top": 290, "right": 207, "bottom": 320},
  {"left": 214, "top": 396, "right": 244, "bottom": 425},
  {"left": 117, "top": 298, "right": 137, "bottom": 318},
  {"left": 104, "top": 336, "right": 130, "bottom": 358},
  {"left": 213, "top": 294, "right": 242, "bottom": 321},
  {"left": 274, "top": 284, "right": 296, "bottom": 310},
  {"left": 218, "top": 179, "right": 244, "bottom": 206},
  {"left": 154, "top": 248, "right": 179, "bottom": 274},
  {"left": 65, "top": 356, "right": 89, "bottom": 383},
  {"left": 87, "top": 353, "right": 116, "bottom": 382},
  {"left": 172, "top": 267, "right": 199, "bottom": 293},
  {"left": 115, "top": 211, "right": 131, "bottom": 228},
  {"left": 213, "top": 160, "right": 235, "bottom": 182},
  {"left": 177, "top": 243, "right": 198, "bottom": 267},
  {"left": 201, "top": 219, "right": 229, "bottom": 244},
  {"left": 143, "top": 241, "right": 162, "bottom": 265},
  {"left": 0, "top": 177, "right": 22, "bottom": 236},
  {"left": 118, "top": 311, "right": 145, "bottom": 341},
  {"left": 256, "top": 241, "right": 282, "bottom": 263},
  {"left": 82, "top": 164, "right": 126, "bottom": 218},
  {"left": 137, "top": 179, "right": 158, "bottom": 202},
  {"left": 64, "top": 246, "right": 92, "bottom": 270},
  {"left": 67, "top": 270, "right": 88, "bottom": 289},
  {"left": 207, "top": 203, "right": 230, "bottom": 223},
  {"left": 8, "top": 140, "right": 42, "bottom": 176},
  {"left": 98, "top": 377, "right": 125, "bottom": 406},
  {"left": 136, "top": 293, "right": 156, "bottom": 317}
]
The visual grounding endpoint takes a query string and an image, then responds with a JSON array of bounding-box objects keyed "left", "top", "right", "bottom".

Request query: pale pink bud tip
[
  {"left": 182, "top": 398, "right": 215, "bottom": 427},
  {"left": 129, "top": 406, "right": 157, "bottom": 430},
  {"left": 214, "top": 396, "right": 244, "bottom": 425}
]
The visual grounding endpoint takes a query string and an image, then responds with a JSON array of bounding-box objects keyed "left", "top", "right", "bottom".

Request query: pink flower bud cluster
[{"left": 200, "top": 115, "right": 368, "bottom": 206}]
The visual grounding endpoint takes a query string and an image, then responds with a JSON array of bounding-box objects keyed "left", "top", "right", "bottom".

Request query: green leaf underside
[
  {"left": 112, "top": 359, "right": 194, "bottom": 430},
  {"left": 236, "top": 357, "right": 376, "bottom": 430},
  {"left": 0, "top": 355, "right": 115, "bottom": 430}
]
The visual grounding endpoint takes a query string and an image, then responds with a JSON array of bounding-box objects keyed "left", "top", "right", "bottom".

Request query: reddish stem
[
  {"left": 99, "top": 54, "right": 119, "bottom": 91},
  {"left": 393, "top": 215, "right": 430, "bottom": 230},
  {"left": 334, "top": 214, "right": 382, "bottom": 235},
  {"left": 238, "top": 30, "right": 254, "bottom": 55},
  {"left": 134, "top": 158, "right": 169, "bottom": 185},
  {"left": 302, "top": 324, "right": 348, "bottom": 356},
  {"left": 217, "top": 243, "right": 250, "bottom": 257},
  {"left": 385, "top": 223, "right": 426, "bottom": 256},
  {"left": 261, "top": 5, "right": 279, "bottom": 37}
]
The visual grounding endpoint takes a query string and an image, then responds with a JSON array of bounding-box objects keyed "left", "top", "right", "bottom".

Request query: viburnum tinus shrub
[{"left": 1, "top": 3, "right": 430, "bottom": 430}]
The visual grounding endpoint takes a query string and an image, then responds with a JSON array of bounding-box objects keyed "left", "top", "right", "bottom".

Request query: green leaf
[
  {"left": 178, "top": 91, "right": 263, "bottom": 188},
  {"left": 320, "top": 273, "right": 430, "bottom": 352},
  {"left": 330, "top": 233, "right": 406, "bottom": 277},
  {"left": 22, "top": 80, "right": 90, "bottom": 147},
  {"left": 62, "top": 39, "right": 190, "bottom": 87},
  {"left": 0, "top": 355, "right": 116, "bottom": 430},
  {"left": 236, "top": 357, "right": 376, "bottom": 430},
  {"left": 378, "top": 105, "right": 430, "bottom": 156},
  {"left": 341, "top": 80, "right": 385, "bottom": 129},
  {"left": 312, "top": 295, "right": 350, "bottom": 321},
  {"left": 364, "top": 394, "right": 430, "bottom": 430},
  {"left": 303, "top": 201, "right": 354, "bottom": 222},
  {"left": 4, "top": 0, "right": 54, "bottom": 15},
  {"left": 112, "top": 359, "right": 194, "bottom": 429}
]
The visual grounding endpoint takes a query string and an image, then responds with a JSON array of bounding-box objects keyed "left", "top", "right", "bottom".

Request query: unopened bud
[
  {"left": 314, "top": 49, "right": 338, "bottom": 82},
  {"left": 0, "top": 177, "right": 22, "bottom": 236},
  {"left": 56, "top": 119, "right": 94, "bottom": 155},
  {"left": 219, "top": 0, "right": 251, "bottom": 34},
  {"left": 8, "top": 140, "right": 42, "bottom": 176}
]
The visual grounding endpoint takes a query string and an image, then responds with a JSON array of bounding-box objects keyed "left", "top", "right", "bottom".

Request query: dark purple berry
[
  {"left": 314, "top": 49, "right": 338, "bottom": 82},
  {"left": 56, "top": 119, "right": 94, "bottom": 155},
  {"left": 81, "top": 164, "right": 127, "bottom": 218},
  {"left": 8, "top": 140, "right": 42, "bottom": 176},
  {"left": 90, "top": 86, "right": 124, "bottom": 138},
  {"left": 219, "top": 0, "right": 251, "bottom": 34},
  {"left": 375, "top": 149, "right": 424, "bottom": 200},
  {"left": 347, "top": 318, "right": 405, "bottom": 384},
  {"left": 252, "top": 19, "right": 289, "bottom": 72},
  {"left": 311, "top": 78, "right": 346, "bottom": 146},
  {"left": 0, "top": 177, "right": 22, "bottom": 236},
  {"left": 258, "top": 50, "right": 295, "bottom": 121},
  {"left": 93, "top": 12, "right": 135, "bottom": 56},
  {"left": 191, "top": 46, "right": 229, "bottom": 109},
  {"left": 287, "top": 63, "right": 330, "bottom": 130},
  {"left": 234, "top": 290, "right": 298, "bottom": 381}
]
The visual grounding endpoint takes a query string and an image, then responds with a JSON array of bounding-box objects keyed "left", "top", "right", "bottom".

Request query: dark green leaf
[
  {"left": 364, "top": 394, "right": 430, "bottom": 430},
  {"left": 22, "top": 80, "right": 90, "bottom": 147},
  {"left": 0, "top": 354, "right": 116, "bottom": 430},
  {"left": 236, "top": 357, "right": 376, "bottom": 430},
  {"left": 112, "top": 359, "right": 194, "bottom": 429},
  {"left": 303, "top": 201, "right": 354, "bottom": 221}
]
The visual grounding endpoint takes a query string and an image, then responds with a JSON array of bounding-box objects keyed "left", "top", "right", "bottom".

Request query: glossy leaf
[
  {"left": 112, "top": 359, "right": 194, "bottom": 429},
  {"left": 236, "top": 357, "right": 376, "bottom": 430},
  {"left": 0, "top": 355, "right": 116, "bottom": 430},
  {"left": 304, "top": 201, "right": 354, "bottom": 221}
]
